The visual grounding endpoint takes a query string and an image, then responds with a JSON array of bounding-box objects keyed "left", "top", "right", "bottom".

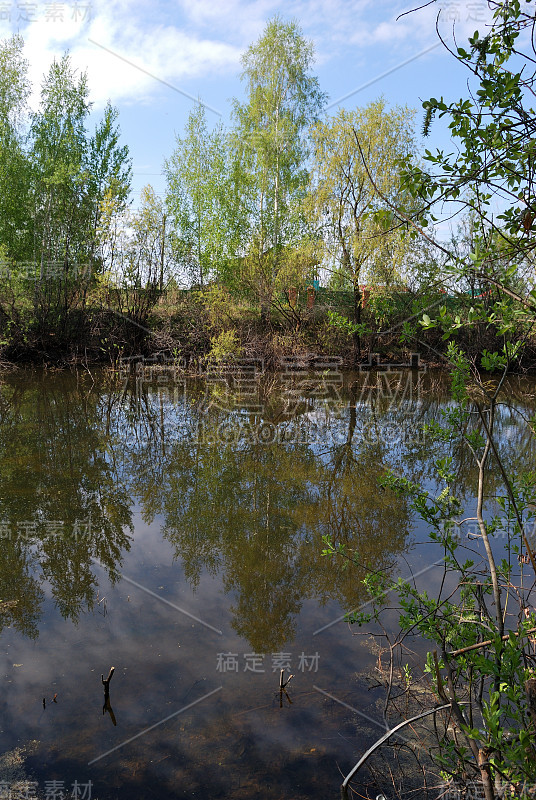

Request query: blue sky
[{"left": 1, "top": 0, "right": 493, "bottom": 208}]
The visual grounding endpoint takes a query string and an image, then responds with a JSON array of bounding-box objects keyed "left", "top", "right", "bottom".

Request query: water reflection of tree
[
  {"left": 5, "top": 367, "right": 532, "bottom": 650},
  {"left": 401, "top": 376, "right": 536, "bottom": 513},
  {"left": 304, "top": 383, "right": 412, "bottom": 602},
  {"left": 127, "top": 369, "right": 536, "bottom": 652},
  {"left": 0, "top": 373, "right": 133, "bottom": 636},
  {"left": 132, "top": 378, "right": 417, "bottom": 652}
]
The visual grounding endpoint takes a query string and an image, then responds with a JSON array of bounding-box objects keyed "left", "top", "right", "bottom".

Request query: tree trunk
[
  {"left": 159, "top": 214, "right": 166, "bottom": 292},
  {"left": 353, "top": 276, "right": 362, "bottom": 364},
  {"left": 260, "top": 297, "right": 270, "bottom": 327}
]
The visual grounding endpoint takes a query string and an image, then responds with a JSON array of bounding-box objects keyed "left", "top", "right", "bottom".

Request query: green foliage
[
  {"left": 207, "top": 329, "right": 242, "bottom": 365},
  {"left": 366, "top": 288, "right": 400, "bottom": 328},
  {"left": 326, "top": 310, "right": 370, "bottom": 338},
  {"left": 2, "top": 4, "right": 536, "bottom": 374},
  {"left": 0, "top": 35, "right": 31, "bottom": 260},
  {"left": 231, "top": 17, "right": 326, "bottom": 315},
  {"left": 164, "top": 104, "right": 233, "bottom": 288},
  {"left": 445, "top": 342, "right": 471, "bottom": 404},
  {"left": 398, "top": 1, "right": 536, "bottom": 352},
  {"left": 308, "top": 103, "right": 419, "bottom": 280},
  {"left": 194, "top": 285, "right": 241, "bottom": 331},
  {"left": 0, "top": 41, "right": 131, "bottom": 349}
]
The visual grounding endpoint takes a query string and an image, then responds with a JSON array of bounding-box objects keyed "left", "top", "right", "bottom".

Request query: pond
[{"left": 0, "top": 361, "right": 534, "bottom": 800}]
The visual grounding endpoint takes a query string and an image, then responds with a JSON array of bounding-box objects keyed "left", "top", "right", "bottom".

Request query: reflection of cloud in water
[{"left": 0, "top": 517, "right": 382, "bottom": 799}]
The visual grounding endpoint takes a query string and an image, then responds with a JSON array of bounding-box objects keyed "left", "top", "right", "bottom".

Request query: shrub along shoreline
[{"left": 2, "top": 285, "right": 536, "bottom": 372}]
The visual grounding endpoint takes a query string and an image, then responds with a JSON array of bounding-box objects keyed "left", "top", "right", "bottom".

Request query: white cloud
[
  {"left": 176, "top": 0, "right": 282, "bottom": 40},
  {"left": 0, "top": 0, "right": 495, "bottom": 114},
  {"left": 3, "top": 0, "right": 242, "bottom": 110}
]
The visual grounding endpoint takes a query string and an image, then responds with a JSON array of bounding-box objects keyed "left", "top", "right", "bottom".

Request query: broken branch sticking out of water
[
  {"left": 102, "top": 666, "right": 117, "bottom": 726},
  {"left": 279, "top": 668, "right": 293, "bottom": 690},
  {"left": 102, "top": 666, "right": 115, "bottom": 692},
  {"left": 279, "top": 669, "right": 293, "bottom": 707}
]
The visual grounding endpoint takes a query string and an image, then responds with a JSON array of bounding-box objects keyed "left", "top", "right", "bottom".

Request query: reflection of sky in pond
[{"left": 0, "top": 368, "right": 534, "bottom": 799}]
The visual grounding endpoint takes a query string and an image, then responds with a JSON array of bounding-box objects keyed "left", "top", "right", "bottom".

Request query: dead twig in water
[
  {"left": 279, "top": 669, "right": 294, "bottom": 707},
  {"left": 102, "top": 666, "right": 117, "bottom": 726},
  {"left": 279, "top": 668, "right": 293, "bottom": 690},
  {"left": 102, "top": 666, "right": 115, "bottom": 691}
]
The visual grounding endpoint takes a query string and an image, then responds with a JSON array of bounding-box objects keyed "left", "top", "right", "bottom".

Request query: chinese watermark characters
[
  {"left": 0, "top": 780, "right": 92, "bottom": 800},
  {"left": 0, "top": 0, "right": 91, "bottom": 25},
  {"left": 216, "top": 651, "right": 320, "bottom": 673},
  {"left": 0, "top": 517, "right": 93, "bottom": 542}
]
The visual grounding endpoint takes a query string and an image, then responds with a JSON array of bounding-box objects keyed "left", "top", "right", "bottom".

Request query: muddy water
[{"left": 0, "top": 366, "right": 533, "bottom": 799}]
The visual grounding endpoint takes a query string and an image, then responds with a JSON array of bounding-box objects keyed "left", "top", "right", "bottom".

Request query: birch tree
[
  {"left": 164, "top": 104, "right": 231, "bottom": 287},
  {"left": 232, "top": 17, "right": 326, "bottom": 320}
]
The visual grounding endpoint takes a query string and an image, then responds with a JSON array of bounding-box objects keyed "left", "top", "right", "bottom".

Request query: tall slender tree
[
  {"left": 232, "top": 17, "right": 326, "bottom": 320},
  {"left": 0, "top": 35, "right": 31, "bottom": 261},
  {"left": 164, "top": 103, "right": 231, "bottom": 287},
  {"left": 87, "top": 102, "right": 132, "bottom": 271},
  {"left": 26, "top": 54, "right": 131, "bottom": 328},
  {"left": 30, "top": 54, "right": 91, "bottom": 277}
]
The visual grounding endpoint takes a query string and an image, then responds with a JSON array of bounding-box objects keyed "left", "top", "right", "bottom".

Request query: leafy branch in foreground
[
  {"left": 333, "top": 14, "right": 536, "bottom": 794},
  {"left": 325, "top": 342, "right": 536, "bottom": 798}
]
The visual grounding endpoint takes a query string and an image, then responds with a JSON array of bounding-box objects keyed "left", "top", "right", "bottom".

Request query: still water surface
[{"left": 0, "top": 366, "right": 534, "bottom": 799}]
